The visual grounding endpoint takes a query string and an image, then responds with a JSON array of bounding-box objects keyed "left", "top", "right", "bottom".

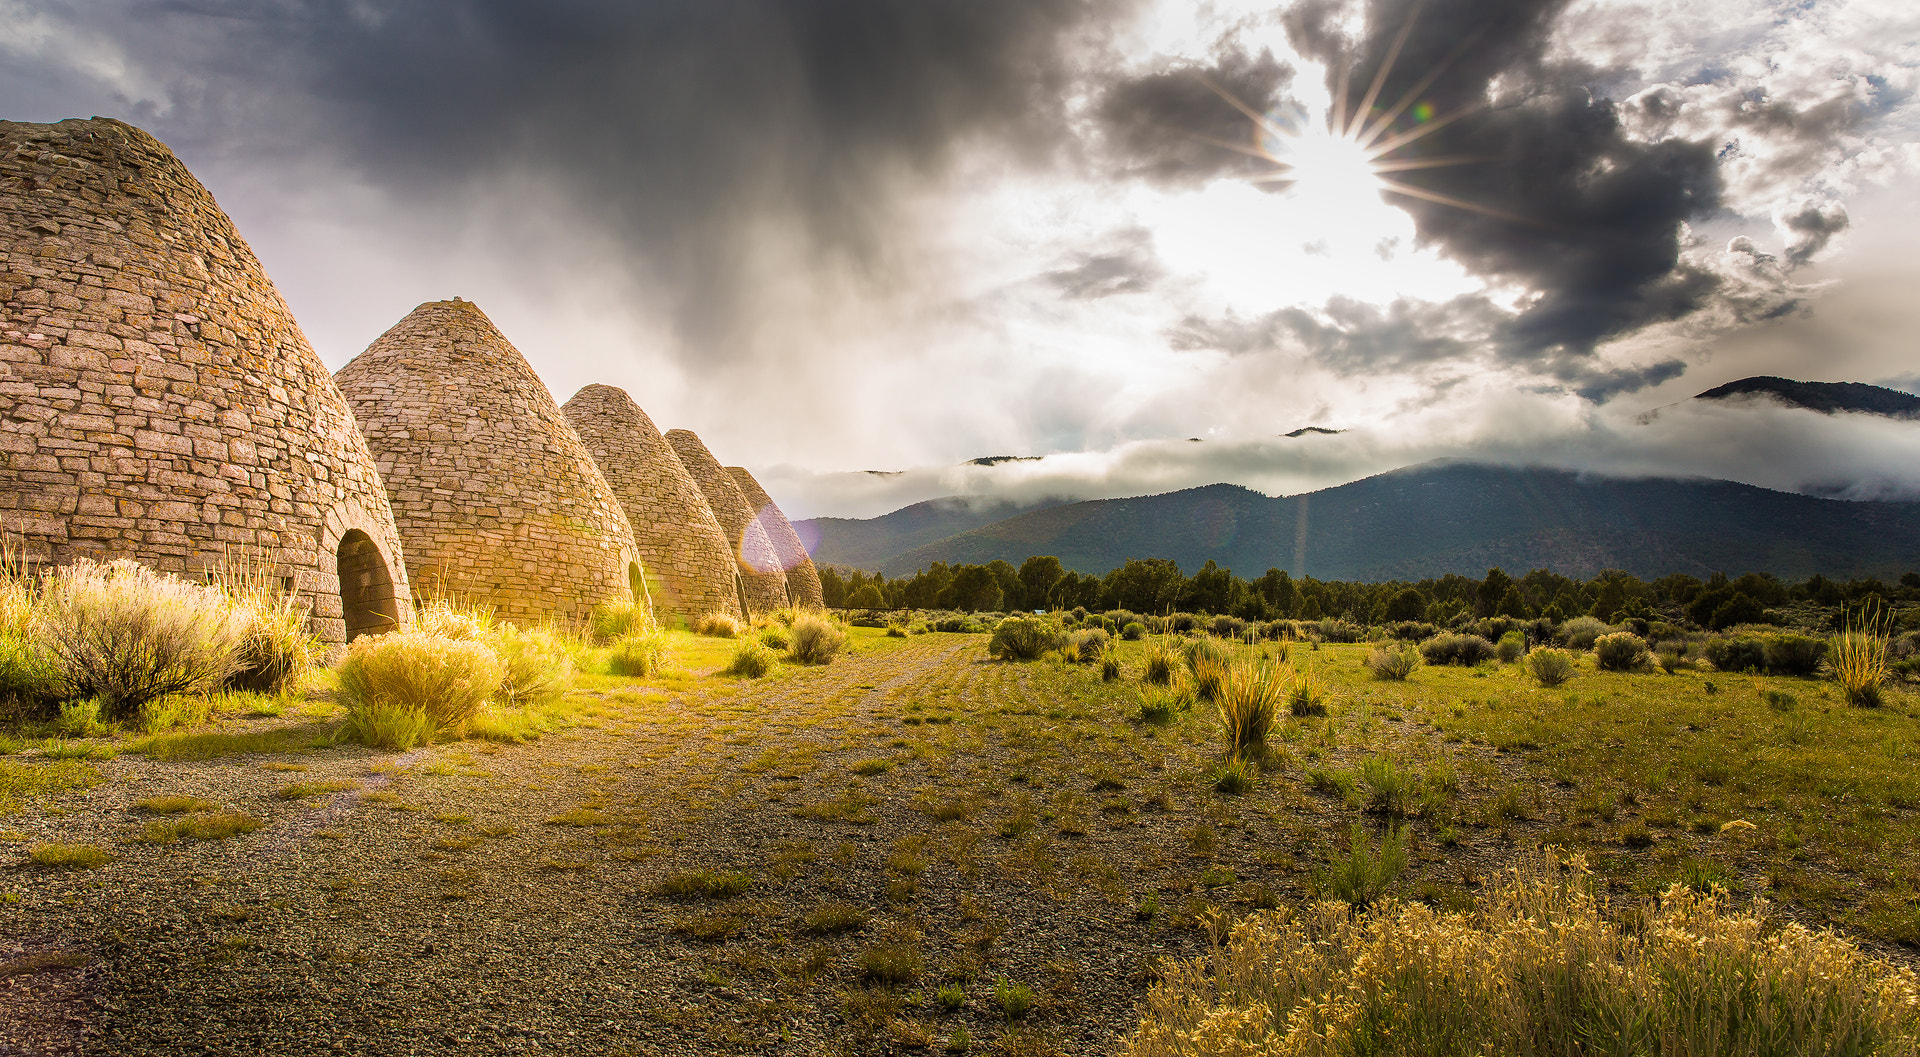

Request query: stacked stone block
[
  {"left": 335, "top": 300, "right": 640, "bottom": 628},
  {"left": 0, "top": 117, "right": 412, "bottom": 644},
  {"left": 665, "top": 429, "right": 790, "bottom": 616},
  {"left": 561, "top": 383, "right": 742, "bottom": 623},
  {"left": 727, "top": 466, "right": 825, "bottom": 610}
]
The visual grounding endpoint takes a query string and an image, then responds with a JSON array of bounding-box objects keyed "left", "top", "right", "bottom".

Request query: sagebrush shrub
[
  {"left": 1364, "top": 644, "right": 1420, "bottom": 681},
  {"left": 1561, "top": 615, "right": 1611, "bottom": 651},
  {"left": 1763, "top": 634, "right": 1828, "bottom": 677},
  {"left": 33, "top": 560, "right": 247, "bottom": 720},
  {"left": 1121, "top": 622, "right": 1146, "bottom": 641},
  {"left": 1593, "top": 632, "right": 1652, "bottom": 672},
  {"left": 987, "top": 616, "right": 1065, "bottom": 661},
  {"left": 489, "top": 625, "right": 574, "bottom": 708},
  {"left": 1211, "top": 615, "right": 1247, "bottom": 639},
  {"left": 788, "top": 614, "right": 847, "bottom": 665},
  {"left": 1705, "top": 636, "right": 1766, "bottom": 673},
  {"left": 337, "top": 632, "right": 502, "bottom": 747},
  {"left": 1421, "top": 632, "right": 1495, "bottom": 667},
  {"left": 1068, "top": 627, "right": 1110, "bottom": 663},
  {"left": 1528, "top": 647, "right": 1578, "bottom": 687},
  {"left": 1495, "top": 630, "right": 1527, "bottom": 664}
]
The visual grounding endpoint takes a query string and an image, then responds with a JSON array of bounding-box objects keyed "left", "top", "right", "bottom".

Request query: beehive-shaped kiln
[
  {"left": 665, "top": 429, "right": 790, "bottom": 616},
  {"left": 727, "top": 466, "right": 825, "bottom": 610},
  {"left": 561, "top": 384, "right": 742, "bottom": 622},
  {"left": 0, "top": 117, "right": 412, "bottom": 644},
  {"left": 335, "top": 300, "right": 641, "bottom": 627}
]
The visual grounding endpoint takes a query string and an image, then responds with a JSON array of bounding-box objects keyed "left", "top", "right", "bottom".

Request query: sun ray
[
  {"left": 1345, "top": 0, "right": 1426, "bottom": 140},
  {"left": 1368, "top": 154, "right": 1492, "bottom": 173},
  {"left": 1194, "top": 71, "right": 1295, "bottom": 146},
  {"left": 1375, "top": 178, "right": 1549, "bottom": 229},
  {"left": 1355, "top": 29, "right": 1485, "bottom": 152},
  {"left": 1362, "top": 101, "right": 1483, "bottom": 159},
  {"left": 1174, "top": 126, "right": 1293, "bottom": 168},
  {"left": 1331, "top": 54, "right": 1352, "bottom": 136}
]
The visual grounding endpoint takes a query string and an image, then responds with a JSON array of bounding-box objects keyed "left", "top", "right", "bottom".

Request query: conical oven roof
[
  {"left": 728, "top": 466, "right": 825, "bottom": 609},
  {"left": 664, "top": 429, "right": 790, "bottom": 616},
  {"left": 562, "top": 384, "right": 742, "bottom": 622},
  {"left": 335, "top": 300, "right": 640, "bottom": 627},
  {"left": 0, "top": 117, "right": 411, "bottom": 644}
]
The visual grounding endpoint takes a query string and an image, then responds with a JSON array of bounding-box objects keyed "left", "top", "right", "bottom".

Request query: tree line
[{"left": 818, "top": 558, "right": 1920, "bottom": 627}]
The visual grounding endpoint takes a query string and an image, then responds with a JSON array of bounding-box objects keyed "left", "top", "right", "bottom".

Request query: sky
[{"left": 5, "top": 0, "right": 1919, "bottom": 519}]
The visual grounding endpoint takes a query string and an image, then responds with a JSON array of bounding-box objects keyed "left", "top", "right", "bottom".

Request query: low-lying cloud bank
[{"left": 767, "top": 398, "right": 1920, "bottom": 520}]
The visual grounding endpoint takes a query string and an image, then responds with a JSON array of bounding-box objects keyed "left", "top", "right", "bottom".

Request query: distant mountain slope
[
  {"left": 1695, "top": 376, "right": 1920, "bottom": 418},
  {"left": 795, "top": 495, "right": 1070, "bottom": 571},
  {"left": 872, "top": 462, "right": 1920, "bottom": 581}
]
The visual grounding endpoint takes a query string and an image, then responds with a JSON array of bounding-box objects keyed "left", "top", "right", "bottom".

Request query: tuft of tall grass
[
  {"left": 787, "top": 613, "right": 847, "bottom": 665},
  {"left": 1829, "top": 603, "right": 1893, "bottom": 708},
  {"left": 694, "top": 612, "right": 743, "bottom": 639},
  {"left": 337, "top": 632, "right": 503, "bottom": 749},
  {"left": 588, "top": 596, "right": 650, "bottom": 643},
  {"left": 488, "top": 625, "right": 574, "bottom": 709},
  {"left": 209, "top": 548, "right": 318, "bottom": 695},
  {"left": 1101, "top": 647, "right": 1123, "bottom": 682},
  {"left": 607, "top": 628, "right": 668, "bottom": 677},
  {"left": 724, "top": 640, "right": 776, "bottom": 678},
  {"left": 1142, "top": 638, "right": 1179, "bottom": 685},
  {"left": 1287, "top": 667, "right": 1329, "bottom": 717},
  {"left": 1126, "top": 852, "right": 1920, "bottom": 1057},
  {"left": 1528, "top": 647, "right": 1578, "bottom": 688},
  {"left": 32, "top": 560, "right": 246, "bottom": 720},
  {"left": 1311, "top": 823, "right": 1408, "bottom": 907},
  {"left": 413, "top": 598, "right": 495, "bottom": 641},
  {"left": 1214, "top": 658, "right": 1285, "bottom": 754},
  {"left": 1363, "top": 643, "right": 1420, "bottom": 681}
]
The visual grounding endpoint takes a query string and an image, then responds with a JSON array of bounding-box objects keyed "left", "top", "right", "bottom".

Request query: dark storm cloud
[
  {"left": 1096, "top": 45, "right": 1296, "bottom": 185},
  {"left": 1299, "top": 0, "right": 1725, "bottom": 366},
  {"left": 1778, "top": 198, "right": 1850, "bottom": 267},
  {"left": 1042, "top": 227, "right": 1162, "bottom": 299},
  {"left": 1171, "top": 294, "right": 1493, "bottom": 372},
  {"left": 39, "top": 0, "right": 1134, "bottom": 356}
]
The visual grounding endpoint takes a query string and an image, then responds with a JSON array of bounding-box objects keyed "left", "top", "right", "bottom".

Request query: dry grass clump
[
  {"left": 1142, "top": 638, "right": 1179, "bottom": 685},
  {"left": 1419, "top": 632, "right": 1495, "bottom": 667},
  {"left": 337, "top": 632, "right": 504, "bottom": 749},
  {"left": 413, "top": 598, "right": 495, "bottom": 641},
  {"left": 607, "top": 629, "right": 668, "bottom": 678},
  {"left": 28, "top": 842, "right": 113, "bottom": 869},
  {"left": 1593, "top": 631, "right": 1653, "bottom": 672},
  {"left": 1126, "top": 853, "right": 1920, "bottom": 1057},
  {"left": 1528, "top": 647, "right": 1579, "bottom": 687},
  {"left": 1186, "top": 639, "right": 1231, "bottom": 702},
  {"left": 209, "top": 549, "right": 318, "bottom": 695},
  {"left": 588, "top": 596, "right": 649, "bottom": 643},
  {"left": 1829, "top": 604, "right": 1893, "bottom": 707},
  {"left": 694, "top": 612, "right": 744, "bottom": 639},
  {"left": 1363, "top": 643, "right": 1420, "bottom": 681},
  {"left": 1287, "top": 667, "right": 1328, "bottom": 717},
  {"left": 787, "top": 613, "right": 847, "bottom": 665}
]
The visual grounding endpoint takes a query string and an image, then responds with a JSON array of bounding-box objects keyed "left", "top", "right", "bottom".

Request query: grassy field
[{"left": 1, "top": 625, "right": 1915, "bottom": 1054}]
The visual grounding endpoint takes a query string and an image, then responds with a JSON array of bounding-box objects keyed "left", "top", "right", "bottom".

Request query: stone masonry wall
[
  {"left": 728, "top": 466, "right": 825, "bottom": 610},
  {"left": 0, "top": 117, "right": 413, "bottom": 644},
  {"left": 665, "top": 429, "right": 790, "bottom": 617},
  {"left": 335, "top": 300, "right": 640, "bottom": 628},
  {"left": 561, "top": 384, "right": 742, "bottom": 623}
]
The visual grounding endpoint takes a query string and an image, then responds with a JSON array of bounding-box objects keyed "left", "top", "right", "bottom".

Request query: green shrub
[
  {"left": 488, "top": 625, "right": 574, "bottom": 709},
  {"left": 32, "top": 560, "right": 248, "bottom": 721},
  {"left": 1561, "top": 615, "right": 1611, "bottom": 650},
  {"left": 1211, "top": 615, "right": 1247, "bottom": 639},
  {"left": 993, "top": 976, "right": 1035, "bottom": 1020},
  {"left": 787, "top": 613, "right": 847, "bottom": 665},
  {"left": 1312, "top": 824, "right": 1407, "bottom": 907},
  {"left": 1363, "top": 644, "right": 1419, "bottom": 681},
  {"left": 1122, "top": 622, "right": 1146, "bottom": 641},
  {"left": 337, "top": 632, "right": 503, "bottom": 747},
  {"left": 1528, "top": 647, "right": 1578, "bottom": 687},
  {"left": 1495, "top": 630, "right": 1527, "bottom": 664},
  {"left": 1593, "top": 632, "right": 1652, "bottom": 672},
  {"left": 1705, "top": 636, "right": 1766, "bottom": 673},
  {"left": 1215, "top": 659, "right": 1285, "bottom": 754},
  {"left": 1127, "top": 852, "right": 1920, "bottom": 1057},
  {"left": 1420, "top": 632, "right": 1495, "bottom": 666},
  {"left": 607, "top": 629, "right": 667, "bottom": 677},
  {"left": 987, "top": 616, "right": 1065, "bottom": 661},
  {"left": 0, "top": 633, "right": 65, "bottom": 720},
  {"left": 724, "top": 640, "right": 776, "bottom": 678},
  {"left": 1763, "top": 634, "right": 1828, "bottom": 677}
]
